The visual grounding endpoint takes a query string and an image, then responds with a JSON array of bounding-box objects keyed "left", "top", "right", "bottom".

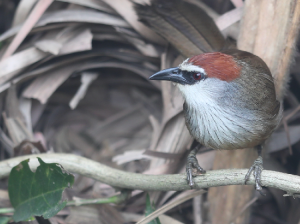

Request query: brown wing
[{"left": 222, "top": 49, "right": 281, "bottom": 118}]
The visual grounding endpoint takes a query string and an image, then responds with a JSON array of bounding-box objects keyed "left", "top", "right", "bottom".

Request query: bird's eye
[{"left": 193, "top": 73, "right": 203, "bottom": 80}]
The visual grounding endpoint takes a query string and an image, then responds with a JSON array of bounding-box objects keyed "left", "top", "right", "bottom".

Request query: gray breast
[{"left": 183, "top": 94, "right": 281, "bottom": 150}]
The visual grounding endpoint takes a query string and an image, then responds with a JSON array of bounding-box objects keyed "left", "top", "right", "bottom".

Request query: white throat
[
  {"left": 176, "top": 78, "right": 221, "bottom": 106},
  {"left": 176, "top": 79, "right": 254, "bottom": 150}
]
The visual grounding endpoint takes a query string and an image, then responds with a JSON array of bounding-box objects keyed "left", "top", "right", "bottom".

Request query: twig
[
  {"left": 0, "top": 190, "right": 131, "bottom": 215},
  {"left": 0, "top": 208, "right": 14, "bottom": 214},
  {"left": 0, "top": 153, "right": 300, "bottom": 194},
  {"left": 67, "top": 190, "right": 130, "bottom": 206}
]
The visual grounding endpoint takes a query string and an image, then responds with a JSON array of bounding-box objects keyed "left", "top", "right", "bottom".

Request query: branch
[
  {"left": 0, "top": 191, "right": 131, "bottom": 215},
  {"left": 0, "top": 153, "right": 300, "bottom": 195}
]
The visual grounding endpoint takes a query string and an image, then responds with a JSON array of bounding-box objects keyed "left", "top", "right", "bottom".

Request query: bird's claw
[
  {"left": 245, "top": 156, "right": 264, "bottom": 194},
  {"left": 186, "top": 153, "right": 206, "bottom": 188}
]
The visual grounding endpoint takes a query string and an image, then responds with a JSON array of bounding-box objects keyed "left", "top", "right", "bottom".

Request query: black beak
[{"left": 149, "top": 67, "right": 191, "bottom": 84}]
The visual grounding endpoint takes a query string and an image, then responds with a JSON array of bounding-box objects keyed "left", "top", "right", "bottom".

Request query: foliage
[
  {"left": 145, "top": 193, "right": 161, "bottom": 224},
  {"left": 0, "top": 217, "right": 10, "bottom": 224},
  {"left": 8, "top": 158, "right": 74, "bottom": 222}
]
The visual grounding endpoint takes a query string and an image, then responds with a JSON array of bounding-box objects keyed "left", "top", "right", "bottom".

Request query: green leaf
[
  {"left": 145, "top": 193, "right": 161, "bottom": 224},
  {"left": 0, "top": 217, "right": 10, "bottom": 224},
  {"left": 8, "top": 157, "right": 74, "bottom": 222}
]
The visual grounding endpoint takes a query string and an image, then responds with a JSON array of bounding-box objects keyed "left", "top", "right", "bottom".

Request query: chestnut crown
[{"left": 149, "top": 52, "right": 241, "bottom": 85}]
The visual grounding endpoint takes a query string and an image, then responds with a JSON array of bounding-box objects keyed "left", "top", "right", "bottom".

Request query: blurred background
[{"left": 0, "top": 0, "right": 300, "bottom": 223}]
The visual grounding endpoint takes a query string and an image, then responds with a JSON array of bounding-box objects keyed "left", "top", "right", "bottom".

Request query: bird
[
  {"left": 134, "top": 0, "right": 282, "bottom": 191},
  {"left": 149, "top": 49, "right": 282, "bottom": 190}
]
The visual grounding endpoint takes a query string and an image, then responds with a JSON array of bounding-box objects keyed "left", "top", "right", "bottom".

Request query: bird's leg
[
  {"left": 186, "top": 144, "right": 206, "bottom": 188},
  {"left": 245, "top": 145, "right": 264, "bottom": 192}
]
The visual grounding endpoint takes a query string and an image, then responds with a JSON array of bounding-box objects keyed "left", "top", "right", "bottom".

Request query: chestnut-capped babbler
[
  {"left": 134, "top": 0, "right": 282, "bottom": 191},
  {"left": 149, "top": 49, "right": 282, "bottom": 191}
]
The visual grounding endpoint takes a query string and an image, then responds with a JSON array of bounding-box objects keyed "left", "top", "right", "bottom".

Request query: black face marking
[
  {"left": 149, "top": 67, "right": 206, "bottom": 85},
  {"left": 181, "top": 71, "right": 206, "bottom": 85}
]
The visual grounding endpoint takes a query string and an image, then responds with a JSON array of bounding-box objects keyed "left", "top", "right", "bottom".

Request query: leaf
[
  {"left": 115, "top": 27, "right": 162, "bottom": 57},
  {"left": 22, "top": 66, "right": 75, "bottom": 104},
  {"left": 8, "top": 157, "right": 74, "bottom": 222},
  {"left": 12, "top": 0, "right": 37, "bottom": 27},
  {"left": 230, "top": 0, "right": 244, "bottom": 8},
  {"left": 0, "top": 217, "right": 10, "bottom": 224},
  {"left": 0, "top": 127, "right": 14, "bottom": 156},
  {"left": 3, "top": 116, "right": 33, "bottom": 145},
  {"left": 138, "top": 190, "right": 205, "bottom": 224},
  {"left": 22, "top": 58, "right": 159, "bottom": 104},
  {"left": 69, "top": 72, "right": 98, "bottom": 109},
  {"left": 145, "top": 194, "right": 161, "bottom": 224},
  {"left": 35, "top": 26, "right": 93, "bottom": 55},
  {"left": 0, "top": 45, "right": 157, "bottom": 92},
  {"left": 14, "top": 140, "right": 46, "bottom": 156},
  {"left": 112, "top": 150, "right": 149, "bottom": 165},
  {"left": 57, "top": 0, "right": 115, "bottom": 13},
  {"left": 0, "top": 47, "right": 47, "bottom": 85},
  {"left": 215, "top": 7, "right": 243, "bottom": 31},
  {"left": 102, "top": 0, "right": 165, "bottom": 44},
  {"left": 1, "top": 0, "right": 54, "bottom": 60},
  {"left": 0, "top": 9, "right": 130, "bottom": 42}
]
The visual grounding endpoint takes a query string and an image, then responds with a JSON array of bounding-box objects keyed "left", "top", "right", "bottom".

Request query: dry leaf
[
  {"left": 22, "top": 66, "right": 75, "bottom": 104},
  {"left": 0, "top": 127, "right": 14, "bottom": 156},
  {"left": 19, "top": 97, "right": 33, "bottom": 133},
  {"left": 64, "top": 206, "right": 103, "bottom": 224},
  {"left": 57, "top": 0, "right": 115, "bottom": 13},
  {"left": 0, "top": 189, "right": 10, "bottom": 207},
  {"left": 0, "top": 47, "right": 47, "bottom": 85},
  {"left": 87, "top": 103, "right": 149, "bottom": 143},
  {"left": 12, "top": 0, "right": 37, "bottom": 27},
  {"left": 0, "top": 9, "right": 130, "bottom": 42},
  {"left": 35, "top": 39, "right": 62, "bottom": 55},
  {"left": 215, "top": 7, "right": 243, "bottom": 31},
  {"left": 4, "top": 116, "right": 33, "bottom": 145},
  {"left": 102, "top": 0, "right": 165, "bottom": 44},
  {"left": 35, "top": 26, "right": 93, "bottom": 55},
  {"left": 1, "top": 0, "right": 54, "bottom": 59},
  {"left": 69, "top": 72, "right": 98, "bottom": 109},
  {"left": 115, "top": 27, "right": 161, "bottom": 57},
  {"left": 137, "top": 190, "right": 205, "bottom": 224},
  {"left": 159, "top": 214, "right": 184, "bottom": 224},
  {"left": 58, "top": 28, "right": 93, "bottom": 55},
  {"left": 112, "top": 149, "right": 150, "bottom": 165},
  {"left": 98, "top": 204, "right": 125, "bottom": 224},
  {"left": 14, "top": 139, "right": 46, "bottom": 155},
  {"left": 231, "top": 0, "right": 244, "bottom": 8}
]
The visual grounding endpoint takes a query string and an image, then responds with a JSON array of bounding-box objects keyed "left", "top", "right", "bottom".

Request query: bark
[{"left": 1, "top": 153, "right": 300, "bottom": 193}]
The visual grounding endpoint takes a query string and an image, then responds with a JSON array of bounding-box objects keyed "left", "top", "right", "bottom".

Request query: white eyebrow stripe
[{"left": 178, "top": 59, "right": 206, "bottom": 74}]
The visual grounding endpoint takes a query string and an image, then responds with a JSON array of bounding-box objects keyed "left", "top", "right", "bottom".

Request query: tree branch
[{"left": 0, "top": 153, "right": 300, "bottom": 195}]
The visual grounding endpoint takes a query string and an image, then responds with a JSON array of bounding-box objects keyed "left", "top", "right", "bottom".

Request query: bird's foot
[
  {"left": 245, "top": 156, "right": 264, "bottom": 194},
  {"left": 186, "top": 151, "right": 206, "bottom": 188}
]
